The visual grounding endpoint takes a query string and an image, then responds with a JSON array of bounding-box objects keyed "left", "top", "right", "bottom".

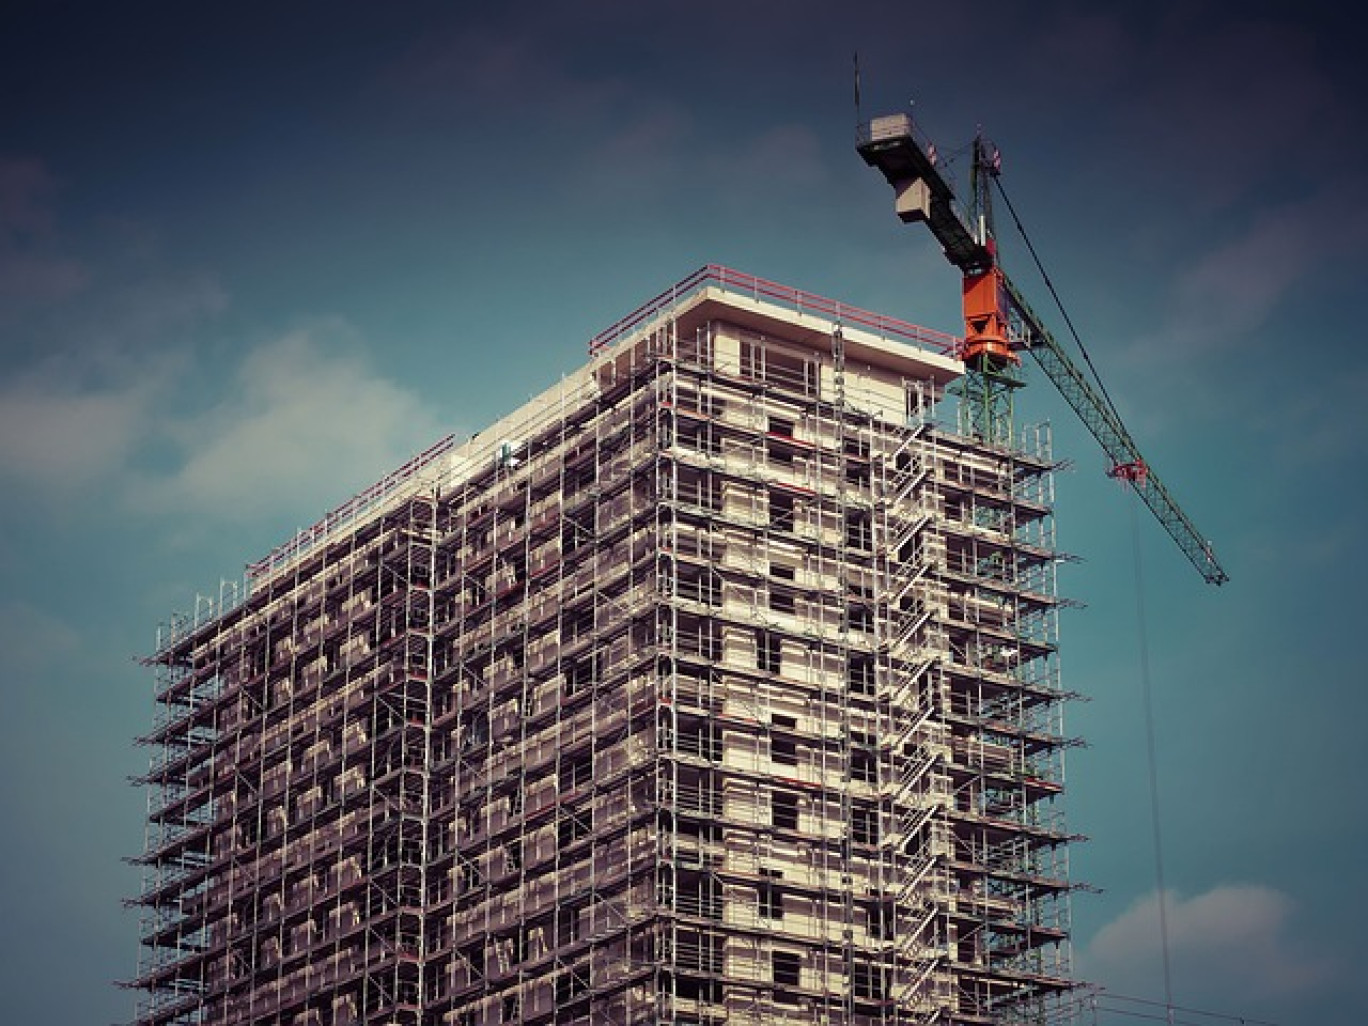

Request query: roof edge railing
[{"left": 588, "top": 263, "right": 958, "bottom": 358}]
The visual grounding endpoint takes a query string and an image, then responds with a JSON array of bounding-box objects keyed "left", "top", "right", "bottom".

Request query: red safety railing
[{"left": 588, "top": 263, "right": 959, "bottom": 357}]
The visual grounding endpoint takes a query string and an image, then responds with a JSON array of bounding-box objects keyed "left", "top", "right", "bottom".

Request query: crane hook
[{"left": 1108, "top": 460, "right": 1150, "bottom": 487}]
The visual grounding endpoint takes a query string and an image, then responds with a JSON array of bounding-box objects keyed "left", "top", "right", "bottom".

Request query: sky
[{"left": 1, "top": 1, "right": 1364, "bottom": 1023}]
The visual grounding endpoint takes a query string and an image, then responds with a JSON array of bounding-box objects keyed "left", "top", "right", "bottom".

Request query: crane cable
[
  {"left": 1130, "top": 497, "right": 1176, "bottom": 1023},
  {"left": 1095, "top": 991, "right": 1281, "bottom": 1026},
  {"left": 988, "top": 168, "right": 1180, "bottom": 1018},
  {"left": 991, "top": 177, "right": 1129, "bottom": 433},
  {"left": 986, "top": 150, "right": 1272, "bottom": 1026}
]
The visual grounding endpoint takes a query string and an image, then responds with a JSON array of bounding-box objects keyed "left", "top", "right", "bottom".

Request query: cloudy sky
[{"left": 1, "top": 2, "right": 1363, "bottom": 1023}]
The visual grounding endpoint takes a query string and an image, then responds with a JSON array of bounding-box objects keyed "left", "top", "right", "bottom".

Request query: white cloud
[
  {"left": 0, "top": 156, "right": 88, "bottom": 303},
  {"left": 0, "top": 600, "right": 81, "bottom": 679},
  {"left": 0, "top": 248, "right": 88, "bottom": 302},
  {"left": 0, "top": 157, "right": 55, "bottom": 235},
  {"left": 380, "top": 24, "right": 830, "bottom": 208},
  {"left": 1115, "top": 183, "right": 1364, "bottom": 386},
  {"left": 0, "top": 145, "right": 442, "bottom": 523},
  {"left": 0, "top": 369, "right": 157, "bottom": 490},
  {"left": 1082, "top": 885, "right": 1332, "bottom": 1007},
  {"left": 590, "top": 105, "right": 696, "bottom": 188},
  {"left": 101, "top": 270, "right": 230, "bottom": 342},
  {"left": 708, "top": 124, "right": 827, "bottom": 191},
  {"left": 0, "top": 316, "right": 446, "bottom": 525},
  {"left": 1165, "top": 202, "right": 1323, "bottom": 349},
  {"left": 383, "top": 26, "right": 629, "bottom": 127},
  {"left": 134, "top": 324, "right": 445, "bottom": 520}
]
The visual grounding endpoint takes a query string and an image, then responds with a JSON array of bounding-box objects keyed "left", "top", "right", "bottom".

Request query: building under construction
[{"left": 131, "top": 266, "right": 1077, "bottom": 1026}]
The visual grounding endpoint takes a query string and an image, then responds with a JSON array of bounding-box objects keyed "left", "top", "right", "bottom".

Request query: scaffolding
[{"left": 130, "top": 266, "right": 1079, "bottom": 1026}]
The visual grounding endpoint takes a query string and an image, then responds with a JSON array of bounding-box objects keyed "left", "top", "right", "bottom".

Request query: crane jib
[
  {"left": 858, "top": 115, "right": 994, "bottom": 274},
  {"left": 856, "top": 113, "right": 1229, "bottom": 586}
]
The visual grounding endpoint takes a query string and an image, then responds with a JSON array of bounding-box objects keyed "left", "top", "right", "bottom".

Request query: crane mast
[{"left": 857, "top": 113, "right": 1229, "bottom": 585}]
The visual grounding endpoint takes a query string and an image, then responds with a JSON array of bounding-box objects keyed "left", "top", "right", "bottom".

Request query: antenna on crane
[
  {"left": 969, "top": 130, "right": 999, "bottom": 249},
  {"left": 852, "top": 53, "right": 862, "bottom": 140}
]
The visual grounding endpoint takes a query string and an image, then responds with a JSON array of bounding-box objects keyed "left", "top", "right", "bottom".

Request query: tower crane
[{"left": 857, "top": 112, "right": 1228, "bottom": 585}]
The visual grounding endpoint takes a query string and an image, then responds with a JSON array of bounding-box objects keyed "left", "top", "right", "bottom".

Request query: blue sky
[{"left": 1, "top": 2, "right": 1363, "bottom": 1023}]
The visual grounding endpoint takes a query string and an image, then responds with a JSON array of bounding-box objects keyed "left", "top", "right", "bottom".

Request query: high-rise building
[{"left": 131, "top": 265, "right": 1076, "bottom": 1026}]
